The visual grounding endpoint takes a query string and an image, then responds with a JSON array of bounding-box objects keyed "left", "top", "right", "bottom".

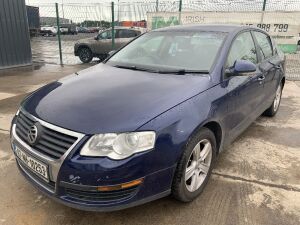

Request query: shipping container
[
  {"left": 0, "top": 0, "right": 32, "bottom": 69},
  {"left": 26, "top": 5, "right": 40, "bottom": 36}
]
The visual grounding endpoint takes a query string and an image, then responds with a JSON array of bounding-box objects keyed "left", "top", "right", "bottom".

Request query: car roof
[
  {"left": 153, "top": 24, "right": 250, "bottom": 33},
  {"left": 107, "top": 26, "right": 140, "bottom": 31}
]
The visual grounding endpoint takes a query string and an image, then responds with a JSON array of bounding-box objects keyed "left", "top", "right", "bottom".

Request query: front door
[
  {"left": 223, "top": 31, "right": 265, "bottom": 141},
  {"left": 93, "top": 30, "right": 115, "bottom": 54}
]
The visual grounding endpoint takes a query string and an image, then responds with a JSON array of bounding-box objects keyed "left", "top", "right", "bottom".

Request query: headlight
[{"left": 80, "top": 131, "right": 156, "bottom": 160}]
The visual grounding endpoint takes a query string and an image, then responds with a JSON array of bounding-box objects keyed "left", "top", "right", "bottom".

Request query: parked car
[
  {"left": 11, "top": 25, "right": 285, "bottom": 211},
  {"left": 60, "top": 24, "right": 77, "bottom": 35},
  {"left": 87, "top": 27, "right": 100, "bottom": 33},
  {"left": 40, "top": 26, "right": 57, "bottom": 37},
  {"left": 74, "top": 27, "right": 142, "bottom": 63},
  {"left": 76, "top": 27, "right": 92, "bottom": 33}
]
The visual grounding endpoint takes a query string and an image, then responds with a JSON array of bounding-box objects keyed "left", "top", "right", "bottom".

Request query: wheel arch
[
  {"left": 188, "top": 120, "right": 223, "bottom": 155},
  {"left": 202, "top": 121, "right": 223, "bottom": 155}
]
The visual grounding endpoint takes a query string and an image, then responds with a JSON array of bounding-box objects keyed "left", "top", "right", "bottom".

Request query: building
[
  {"left": 0, "top": 0, "right": 32, "bottom": 70},
  {"left": 40, "top": 17, "right": 72, "bottom": 26}
]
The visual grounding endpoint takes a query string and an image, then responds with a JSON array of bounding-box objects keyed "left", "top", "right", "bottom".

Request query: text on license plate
[{"left": 15, "top": 147, "right": 49, "bottom": 180}]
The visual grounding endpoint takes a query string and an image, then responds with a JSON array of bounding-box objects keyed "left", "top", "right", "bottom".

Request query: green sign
[{"left": 152, "top": 16, "right": 179, "bottom": 30}]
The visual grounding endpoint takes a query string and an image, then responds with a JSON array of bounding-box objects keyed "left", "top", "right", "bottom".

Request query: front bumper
[
  {"left": 11, "top": 111, "right": 175, "bottom": 211},
  {"left": 74, "top": 44, "right": 79, "bottom": 56},
  {"left": 15, "top": 158, "right": 173, "bottom": 211}
]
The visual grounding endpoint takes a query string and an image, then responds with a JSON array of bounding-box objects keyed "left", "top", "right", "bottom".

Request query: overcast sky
[{"left": 25, "top": 0, "right": 300, "bottom": 23}]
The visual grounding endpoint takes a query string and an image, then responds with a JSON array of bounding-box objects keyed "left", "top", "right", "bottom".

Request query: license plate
[{"left": 15, "top": 146, "right": 49, "bottom": 181}]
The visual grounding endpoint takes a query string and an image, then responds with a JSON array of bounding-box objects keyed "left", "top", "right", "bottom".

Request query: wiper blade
[
  {"left": 113, "top": 65, "right": 209, "bottom": 75},
  {"left": 113, "top": 65, "right": 158, "bottom": 73},
  {"left": 114, "top": 65, "right": 137, "bottom": 70},
  {"left": 157, "top": 69, "right": 209, "bottom": 75}
]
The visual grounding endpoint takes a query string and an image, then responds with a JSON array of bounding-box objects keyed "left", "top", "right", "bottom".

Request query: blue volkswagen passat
[{"left": 10, "top": 25, "right": 285, "bottom": 211}]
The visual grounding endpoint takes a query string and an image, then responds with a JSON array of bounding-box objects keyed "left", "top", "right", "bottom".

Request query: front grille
[
  {"left": 65, "top": 186, "right": 139, "bottom": 203},
  {"left": 15, "top": 111, "right": 78, "bottom": 160}
]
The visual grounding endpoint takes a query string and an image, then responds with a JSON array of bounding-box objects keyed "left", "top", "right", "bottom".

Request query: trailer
[{"left": 26, "top": 5, "right": 40, "bottom": 36}]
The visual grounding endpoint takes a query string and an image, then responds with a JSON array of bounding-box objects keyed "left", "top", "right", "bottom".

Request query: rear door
[
  {"left": 223, "top": 31, "right": 265, "bottom": 140},
  {"left": 252, "top": 31, "right": 283, "bottom": 108},
  {"left": 115, "top": 29, "right": 140, "bottom": 49}
]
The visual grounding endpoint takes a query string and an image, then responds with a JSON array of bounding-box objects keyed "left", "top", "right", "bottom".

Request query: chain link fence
[{"left": 27, "top": 0, "right": 300, "bottom": 80}]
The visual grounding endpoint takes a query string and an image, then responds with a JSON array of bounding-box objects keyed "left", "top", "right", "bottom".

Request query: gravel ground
[{"left": 0, "top": 64, "right": 299, "bottom": 225}]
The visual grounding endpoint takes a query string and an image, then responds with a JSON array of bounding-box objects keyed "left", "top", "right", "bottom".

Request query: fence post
[
  {"left": 179, "top": 0, "right": 182, "bottom": 24},
  {"left": 55, "top": 3, "right": 63, "bottom": 65},
  {"left": 111, "top": 2, "right": 115, "bottom": 49},
  {"left": 262, "top": 0, "right": 267, "bottom": 11},
  {"left": 156, "top": 0, "right": 159, "bottom": 12}
]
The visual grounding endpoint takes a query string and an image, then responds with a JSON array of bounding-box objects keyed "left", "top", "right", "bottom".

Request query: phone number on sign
[{"left": 245, "top": 23, "right": 289, "bottom": 32}]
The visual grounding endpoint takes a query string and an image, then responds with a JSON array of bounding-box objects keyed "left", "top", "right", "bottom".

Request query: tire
[
  {"left": 263, "top": 83, "right": 282, "bottom": 117},
  {"left": 172, "top": 127, "right": 217, "bottom": 202},
  {"left": 78, "top": 47, "right": 93, "bottom": 63}
]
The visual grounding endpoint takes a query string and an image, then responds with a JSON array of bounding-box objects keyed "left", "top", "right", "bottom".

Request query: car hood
[{"left": 23, "top": 64, "right": 213, "bottom": 134}]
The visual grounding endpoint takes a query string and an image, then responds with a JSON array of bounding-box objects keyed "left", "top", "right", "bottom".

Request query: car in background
[
  {"left": 60, "top": 24, "right": 77, "bottom": 35},
  {"left": 76, "top": 27, "right": 91, "bottom": 33},
  {"left": 74, "top": 27, "right": 142, "bottom": 63},
  {"left": 87, "top": 27, "right": 100, "bottom": 33},
  {"left": 40, "top": 26, "right": 57, "bottom": 37}
]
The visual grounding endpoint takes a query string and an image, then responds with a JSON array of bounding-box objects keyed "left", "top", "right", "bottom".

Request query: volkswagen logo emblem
[{"left": 27, "top": 125, "right": 38, "bottom": 145}]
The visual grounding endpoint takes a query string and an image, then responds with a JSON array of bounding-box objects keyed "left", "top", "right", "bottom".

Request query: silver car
[{"left": 74, "top": 27, "right": 142, "bottom": 63}]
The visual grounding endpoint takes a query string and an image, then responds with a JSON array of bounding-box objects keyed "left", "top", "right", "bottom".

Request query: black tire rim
[{"left": 80, "top": 49, "right": 91, "bottom": 62}]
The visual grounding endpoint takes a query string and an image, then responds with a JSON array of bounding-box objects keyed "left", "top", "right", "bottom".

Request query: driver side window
[
  {"left": 98, "top": 30, "right": 113, "bottom": 40},
  {"left": 226, "top": 32, "right": 257, "bottom": 68}
]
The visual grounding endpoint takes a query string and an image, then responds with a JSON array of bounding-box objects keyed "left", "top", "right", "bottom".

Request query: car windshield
[{"left": 106, "top": 31, "right": 227, "bottom": 73}]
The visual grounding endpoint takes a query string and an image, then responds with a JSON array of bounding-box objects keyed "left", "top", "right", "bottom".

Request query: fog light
[{"left": 97, "top": 178, "right": 144, "bottom": 192}]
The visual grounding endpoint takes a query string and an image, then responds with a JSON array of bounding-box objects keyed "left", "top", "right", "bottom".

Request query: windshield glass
[{"left": 106, "top": 31, "right": 227, "bottom": 72}]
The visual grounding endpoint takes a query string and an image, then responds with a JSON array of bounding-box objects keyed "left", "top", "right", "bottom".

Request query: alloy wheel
[
  {"left": 80, "top": 48, "right": 92, "bottom": 62},
  {"left": 273, "top": 84, "right": 282, "bottom": 112},
  {"left": 185, "top": 139, "right": 212, "bottom": 192}
]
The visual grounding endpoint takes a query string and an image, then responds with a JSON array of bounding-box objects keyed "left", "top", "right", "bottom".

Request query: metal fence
[{"left": 27, "top": 0, "right": 300, "bottom": 80}]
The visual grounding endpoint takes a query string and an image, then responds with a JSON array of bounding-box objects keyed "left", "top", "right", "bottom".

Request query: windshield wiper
[
  {"left": 113, "top": 65, "right": 209, "bottom": 75},
  {"left": 113, "top": 65, "right": 158, "bottom": 73},
  {"left": 157, "top": 69, "right": 209, "bottom": 75}
]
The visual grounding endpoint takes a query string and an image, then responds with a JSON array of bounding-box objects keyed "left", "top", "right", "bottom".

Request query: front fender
[{"left": 137, "top": 84, "right": 227, "bottom": 168}]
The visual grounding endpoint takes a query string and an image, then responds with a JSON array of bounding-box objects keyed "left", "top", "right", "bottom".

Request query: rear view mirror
[{"left": 226, "top": 60, "right": 257, "bottom": 76}]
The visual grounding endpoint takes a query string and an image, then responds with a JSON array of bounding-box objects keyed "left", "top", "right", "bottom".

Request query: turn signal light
[{"left": 97, "top": 178, "right": 144, "bottom": 192}]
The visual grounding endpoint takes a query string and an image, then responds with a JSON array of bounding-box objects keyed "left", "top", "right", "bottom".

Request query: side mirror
[
  {"left": 226, "top": 59, "right": 256, "bottom": 76},
  {"left": 108, "top": 50, "right": 116, "bottom": 56},
  {"left": 94, "top": 36, "right": 98, "bottom": 40}
]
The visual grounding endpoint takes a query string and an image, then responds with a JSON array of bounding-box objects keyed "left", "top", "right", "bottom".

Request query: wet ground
[
  {"left": 0, "top": 64, "right": 299, "bottom": 225},
  {"left": 31, "top": 33, "right": 99, "bottom": 65}
]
